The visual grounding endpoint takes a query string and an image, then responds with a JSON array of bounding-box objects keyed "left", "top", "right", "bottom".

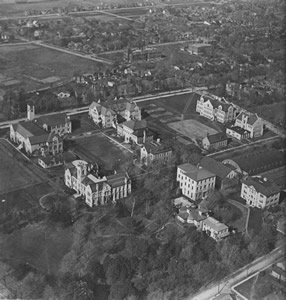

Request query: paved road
[{"left": 187, "top": 246, "right": 285, "bottom": 300}]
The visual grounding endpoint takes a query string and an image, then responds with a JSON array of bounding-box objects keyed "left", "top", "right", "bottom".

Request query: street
[{"left": 187, "top": 246, "right": 285, "bottom": 300}]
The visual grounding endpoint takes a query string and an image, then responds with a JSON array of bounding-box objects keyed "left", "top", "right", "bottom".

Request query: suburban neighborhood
[{"left": 0, "top": 0, "right": 285, "bottom": 300}]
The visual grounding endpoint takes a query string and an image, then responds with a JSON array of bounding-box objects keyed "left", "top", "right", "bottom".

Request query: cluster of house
[
  {"left": 196, "top": 93, "right": 264, "bottom": 151},
  {"left": 89, "top": 99, "right": 172, "bottom": 166},
  {"left": 9, "top": 105, "right": 72, "bottom": 168},
  {"left": 174, "top": 151, "right": 283, "bottom": 240},
  {"left": 64, "top": 159, "right": 131, "bottom": 207}
]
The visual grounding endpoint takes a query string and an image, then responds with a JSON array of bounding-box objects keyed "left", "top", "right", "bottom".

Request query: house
[
  {"left": 89, "top": 99, "right": 141, "bottom": 128},
  {"left": 234, "top": 111, "right": 263, "bottom": 138},
  {"left": 64, "top": 160, "right": 131, "bottom": 207},
  {"left": 117, "top": 120, "right": 154, "bottom": 145},
  {"left": 271, "top": 261, "right": 286, "bottom": 282},
  {"left": 38, "top": 154, "right": 63, "bottom": 169},
  {"left": 226, "top": 125, "right": 250, "bottom": 140},
  {"left": 196, "top": 94, "right": 236, "bottom": 123},
  {"left": 187, "top": 43, "right": 212, "bottom": 55},
  {"left": 10, "top": 121, "right": 63, "bottom": 155},
  {"left": 140, "top": 140, "right": 172, "bottom": 165},
  {"left": 240, "top": 176, "right": 280, "bottom": 209},
  {"left": 177, "top": 163, "right": 216, "bottom": 201},
  {"left": 222, "top": 149, "right": 285, "bottom": 176},
  {"left": 200, "top": 156, "right": 236, "bottom": 189},
  {"left": 202, "top": 217, "right": 229, "bottom": 241},
  {"left": 177, "top": 206, "right": 209, "bottom": 229},
  {"left": 202, "top": 132, "right": 228, "bottom": 151}
]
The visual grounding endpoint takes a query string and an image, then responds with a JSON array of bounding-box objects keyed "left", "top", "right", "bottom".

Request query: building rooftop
[
  {"left": 178, "top": 163, "right": 216, "bottom": 181},
  {"left": 200, "top": 156, "right": 232, "bottom": 179},
  {"left": 107, "top": 173, "right": 128, "bottom": 188},
  {"left": 242, "top": 176, "right": 280, "bottom": 197},
  {"left": 226, "top": 125, "right": 249, "bottom": 135},
  {"left": 205, "top": 132, "right": 227, "bottom": 144},
  {"left": 142, "top": 140, "right": 171, "bottom": 155},
  {"left": 236, "top": 111, "right": 259, "bottom": 125},
  {"left": 203, "top": 217, "right": 228, "bottom": 232},
  {"left": 13, "top": 121, "right": 46, "bottom": 138},
  {"left": 35, "top": 113, "right": 70, "bottom": 127}
]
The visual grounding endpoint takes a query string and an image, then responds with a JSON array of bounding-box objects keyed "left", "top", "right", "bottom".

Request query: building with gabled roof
[
  {"left": 202, "top": 217, "right": 229, "bottom": 241},
  {"left": 140, "top": 140, "right": 172, "bottom": 165},
  {"left": 202, "top": 132, "right": 228, "bottom": 151},
  {"left": 241, "top": 176, "right": 280, "bottom": 209},
  {"left": 177, "top": 163, "right": 216, "bottom": 200},
  {"left": 226, "top": 124, "right": 250, "bottom": 140},
  {"left": 196, "top": 94, "right": 236, "bottom": 123},
  {"left": 64, "top": 159, "right": 131, "bottom": 207},
  {"left": 234, "top": 111, "right": 263, "bottom": 138}
]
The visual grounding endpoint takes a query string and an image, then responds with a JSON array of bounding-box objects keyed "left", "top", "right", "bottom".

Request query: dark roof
[
  {"left": 200, "top": 156, "right": 232, "bottom": 179},
  {"left": 14, "top": 121, "right": 46, "bottom": 138},
  {"left": 143, "top": 141, "right": 171, "bottom": 155},
  {"left": 107, "top": 173, "right": 127, "bottom": 188},
  {"left": 201, "top": 94, "right": 231, "bottom": 112},
  {"left": 178, "top": 163, "right": 216, "bottom": 181},
  {"left": 38, "top": 154, "right": 63, "bottom": 165},
  {"left": 205, "top": 132, "right": 227, "bottom": 144},
  {"left": 242, "top": 176, "right": 280, "bottom": 197},
  {"left": 35, "top": 113, "right": 70, "bottom": 127},
  {"left": 236, "top": 111, "right": 259, "bottom": 125},
  {"left": 224, "top": 149, "right": 285, "bottom": 175},
  {"left": 226, "top": 125, "right": 249, "bottom": 135},
  {"left": 123, "top": 119, "right": 147, "bottom": 131},
  {"left": 29, "top": 134, "right": 50, "bottom": 145}
]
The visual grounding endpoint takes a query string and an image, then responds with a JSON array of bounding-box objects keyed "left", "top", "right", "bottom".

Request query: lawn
[
  {"left": 0, "top": 222, "right": 72, "bottom": 275},
  {"left": 72, "top": 132, "right": 132, "bottom": 171},
  {"left": 168, "top": 119, "right": 218, "bottom": 140},
  {"left": 248, "top": 207, "right": 264, "bottom": 235},
  {"left": 0, "top": 44, "right": 105, "bottom": 91},
  {"left": 0, "top": 141, "right": 41, "bottom": 194}
]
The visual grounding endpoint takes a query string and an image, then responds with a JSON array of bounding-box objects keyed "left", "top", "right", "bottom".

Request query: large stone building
[
  {"left": 196, "top": 94, "right": 236, "bottom": 123},
  {"left": 241, "top": 176, "right": 280, "bottom": 209},
  {"left": 234, "top": 111, "right": 263, "bottom": 138},
  {"left": 177, "top": 163, "right": 216, "bottom": 201},
  {"left": 89, "top": 99, "right": 141, "bottom": 128},
  {"left": 64, "top": 160, "right": 131, "bottom": 207}
]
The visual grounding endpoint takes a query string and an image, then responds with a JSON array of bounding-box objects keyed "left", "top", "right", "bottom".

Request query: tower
[{"left": 27, "top": 105, "right": 35, "bottom": 120}]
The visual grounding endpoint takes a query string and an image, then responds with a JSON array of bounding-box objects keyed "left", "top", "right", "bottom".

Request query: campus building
[
  {"left": 64, "top": 160, "right": 131, "bottom": 207},
  {"left": 234, "top": 111, "right": 263, "bottom": 138},
  {"left": 89, "top": 99, "right": 141, "bottom": 128},
  {"left": 176, "top": 163, "right": 216, "bottom": 201},
  {"left": 202, "top": 132, "right": 228, "bottom": 151},
  {"left": 201, "top": 217, "right": 229, "bottom": 241},
  {"left": 240, "top": 176, "right": 280, "bottom": 209},
  {"left": 196, "top": 95, "right": 236, "bottom": 123}
]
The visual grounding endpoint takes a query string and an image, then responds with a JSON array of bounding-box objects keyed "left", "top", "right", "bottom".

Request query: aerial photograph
[{"left": 0, "top": 0, "right": 285, "bottom": 299}]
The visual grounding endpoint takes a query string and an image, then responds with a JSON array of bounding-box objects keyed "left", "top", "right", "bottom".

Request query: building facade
[
  {"left": 226, "top": 125, "right": 250, "bottom": 140},
  {"left": 64, "top": 160, "right": 131, "bottom": 207},
  {"left": 202, "top": 132, "right": 228, "bottom": 151},
  {"left": 202, "top": 217, "right": 229, "bottom": 241},
  {"left": 234, "top": 112, "right": 263, "bottom": 138},
  {"left": 241, "top": 176, "right": 280, "bottom": 209},
  {"left": 177, "top": 163, "right": 216, "bottom": 201},
  {"left": 196, "top": 95, "right": 236, "bottom": 123},
  {"left": 140, "top": 140, "right": 172, "bottom": 165}
]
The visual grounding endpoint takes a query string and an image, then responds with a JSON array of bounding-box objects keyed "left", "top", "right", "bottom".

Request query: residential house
[
  {"left": 200, "top": 156, "right": 236, "bottom": 189},
  {"left": 226, "top": 125, "right": 250, "bottom": 140},
  {"left": 10, "top": 121, "right": 63, "bottom": 155},
  {"left": 196, "top": 94, "right": 236, "bottom": 123},
  {"left": 177, "top": 163, "right": 216, "bottom": 201},
  {"left": 202, "top": 132, "right": 228, "bottom": 151},
  {"left": 140, "top": 140, "right": 172, "bottom": 165},
  {"left": 89, "top": 99, "right": 141, "bottom": 128},
  {"left": 222, "top": 149, "right": 285, "bottom": 176},
  {"left": 234, "top": 111, "right": 263, "bottom": 138},
  {"left": 202, "top": 217, "right": 229, "bottom": 241},
  {"left": 38, "top": 154, "right": 63, "bottom": 169},
  {"left": 241, "top": 176, "right": 280, "bottom": 209},
  {"left": 117, "top": 120, "right": 154, "bottom": 145},
  {"left": 187, "top": 43, "right": 212, "bottom": 55},
  {"left": 64, "top": 159, "right": 131, "bottom": 207}
]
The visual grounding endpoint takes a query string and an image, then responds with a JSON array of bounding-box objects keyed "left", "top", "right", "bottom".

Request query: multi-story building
[
  {"left": 140, "top": 140, "right": 172, "bottom": 165},
  {"left": 226, "top": 125, "right": 250, "bottom": 141},
  {"left": 234, "top": 112, "right": 263, "bottom": 138},
  {"left": 177, "top": 163, "right": 216, "bottom": 201},
  {"left": 196, "top": 95, "right": 236, "bottom": 123},
  {"left": 202, "top": 132, "right": 228, "bottom": 151},
  {"left": 64, "top": 160, "right": 131, "bottom": 207},
  {"left": 201, "top": 217, "right": 229, "bottom": 241},
  {"left": 89, "top": 99, "right": 141, "bottom": 128},
  {"left": 117, "top": 120, "right": 154, "bottom": 145},
  {"left": 240, "top": 176, "right": 280, "bottom": 209}
]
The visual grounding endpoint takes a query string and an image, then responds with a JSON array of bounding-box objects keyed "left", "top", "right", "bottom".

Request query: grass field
[
  {"left": 0, "top": 44, "right": 105, "bottom": 91},
  {"left": 0, "top": 223, "right": 72, "bottom": 275},
  {"left": 168, "top": 119, "right": 218, "bottom": 140},
  {"left": 0, "top": 141, "right": 41, "bottom": 194},
  {"left": 260, "top": 166, "right": 286, "bottom": 189},
  {"left": 73, "top": 132, "right": 132, "bottom": 171}
]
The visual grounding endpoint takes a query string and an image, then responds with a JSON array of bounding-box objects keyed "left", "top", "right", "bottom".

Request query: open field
[
  {"left": 0, "top": 44, "right": 104, "bottom": 91},
  {"left": 0, "top": 223, "right": 72, "bottom": 275},
  {"left": 260, "top": 166, "right": 286, "bottom": 189},
  {"left": 168, "top": 119, "right": 218, "bottom": 140},
  {"left": 72, "top": 132, "right": 132, "bottom": 171},
  {"left": 0, "top": 140, "right": 42, "bottom": 194}
]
